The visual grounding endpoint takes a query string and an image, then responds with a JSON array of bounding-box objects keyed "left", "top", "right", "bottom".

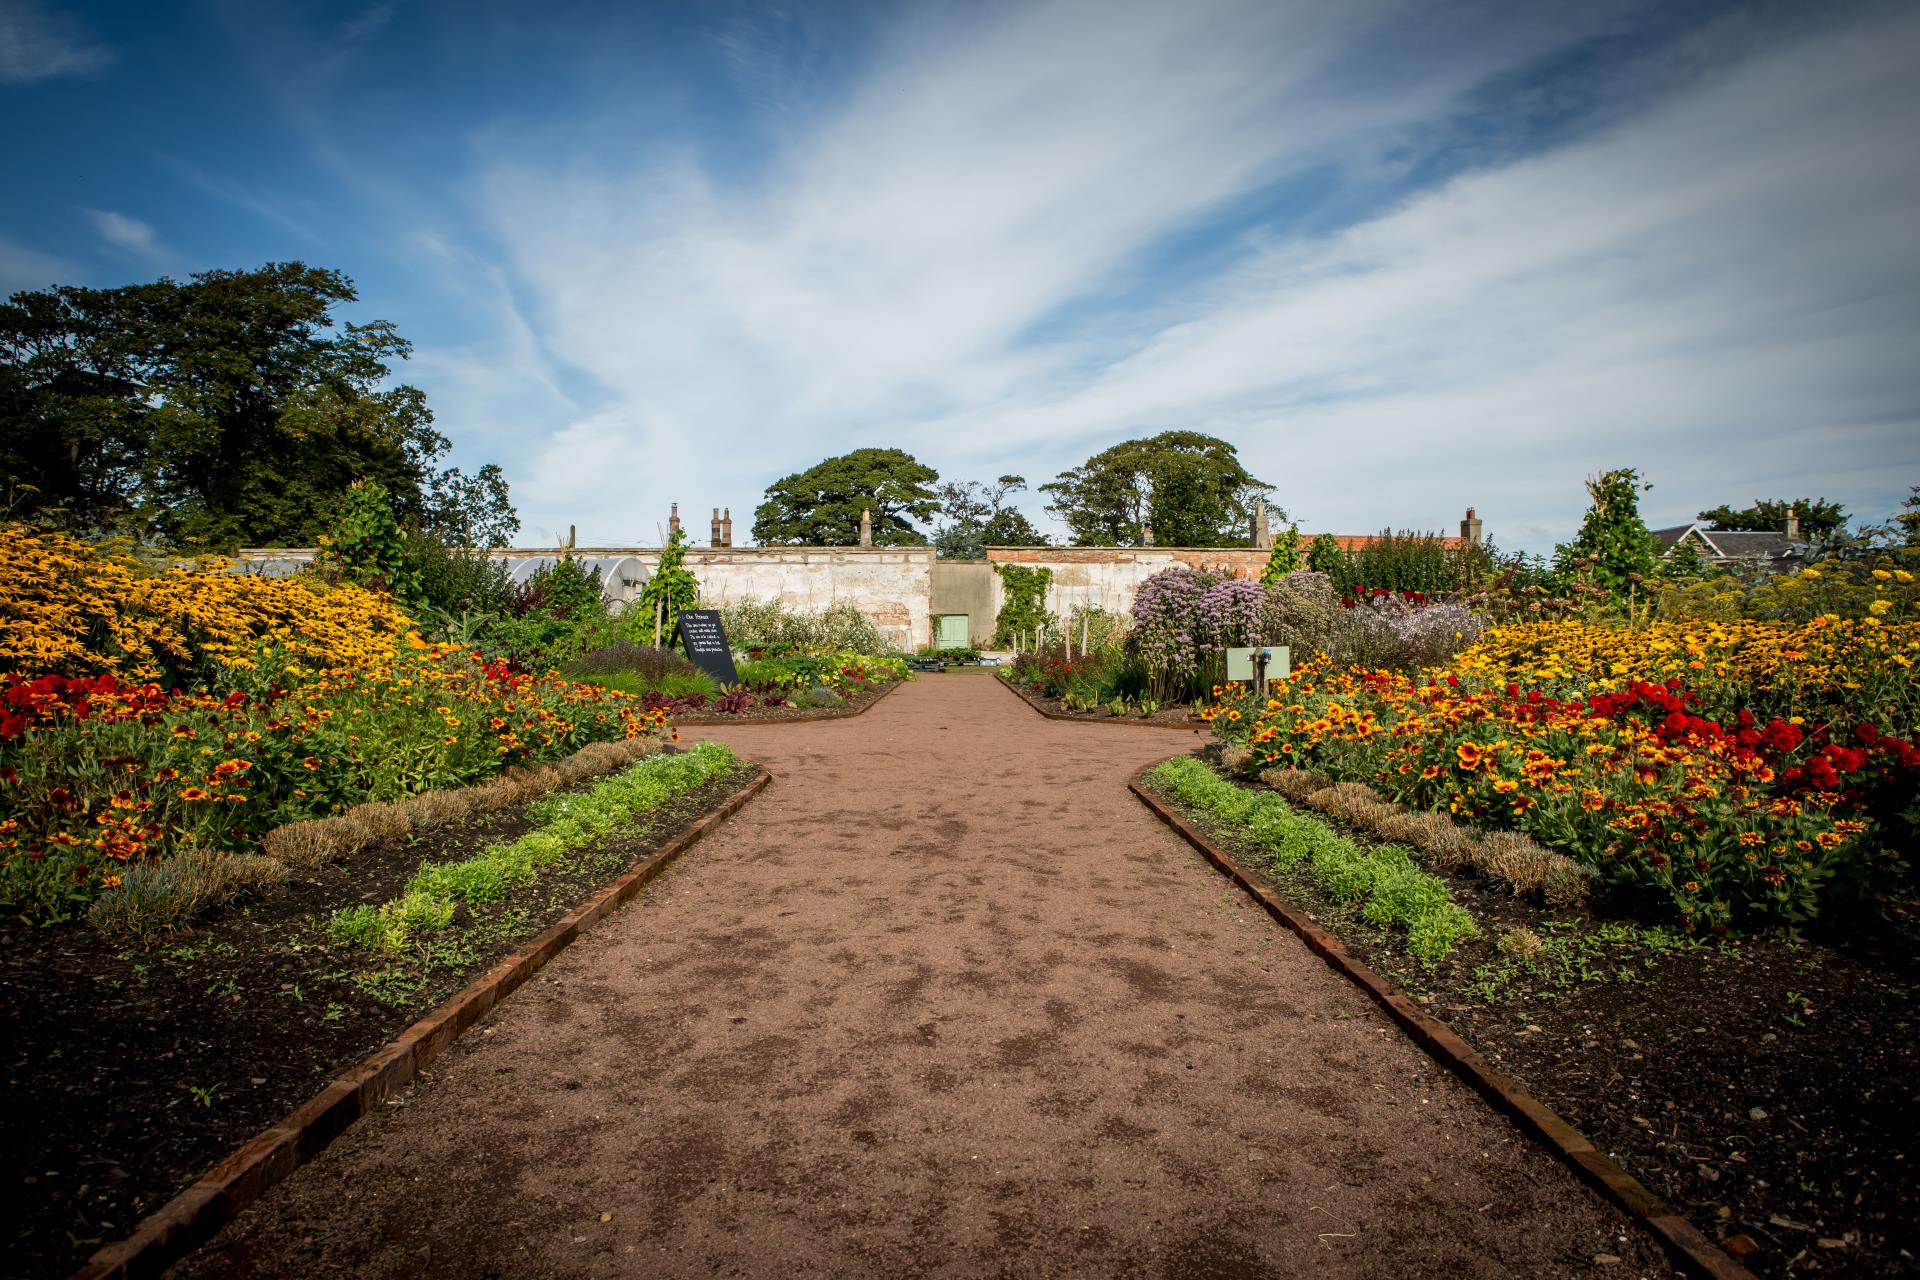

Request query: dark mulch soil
[
  {"left": 0, "top": 761, "right": 760, "bottom": 1279},
  {"left": 998, "top": 675, "right": 1206, "bottom": 727},
  {"left": 671, "top": 676, "right": 901, "bottom": 724},
  {"left": 1145, "top": 768, "right": 1920, "bottom": 1280}
]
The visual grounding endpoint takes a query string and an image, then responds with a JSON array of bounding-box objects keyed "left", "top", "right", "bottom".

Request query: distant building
[{"left": 1652, "top": 514, "right": 1811, "bottom": 574}]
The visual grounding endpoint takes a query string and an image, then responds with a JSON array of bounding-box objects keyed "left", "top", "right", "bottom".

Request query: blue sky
[{"left": 5, "top": 0, "right": 1919, "bottom": 551}]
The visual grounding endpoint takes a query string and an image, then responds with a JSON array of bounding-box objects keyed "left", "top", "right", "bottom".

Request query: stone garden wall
[
  {"left": 978, "top": 546, "right": 1272, "bottom": 632},
  {"left": 233, "top": 545, "right": 939, "bottom": 652}
]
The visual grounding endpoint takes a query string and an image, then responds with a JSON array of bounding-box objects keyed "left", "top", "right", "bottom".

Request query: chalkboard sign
[{"left": 675, "top": 609, "right": 738, "bottom": 686}]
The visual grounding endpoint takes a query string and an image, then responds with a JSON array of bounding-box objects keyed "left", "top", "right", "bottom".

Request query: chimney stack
[
  {"left": 721, "top": 508, "right": 733, "bottom": 547},
  {"left": 1785, "top": 505, "right": 1800, "bottom": 541},
  {"left": 859, "top": 508, "right": 873, "bottom": 547},
  {"left": 668, "top": 503, "right": 681, "bottom": 541},
  {"left": 1461, "top": 506, "right": 1483, "bottom": 545},
  {"left": 1252, "top": 498, "right": 1272, "bottom": 549},
  {"left": 711, "top": 507, "right": 723, "bottom": 547}
]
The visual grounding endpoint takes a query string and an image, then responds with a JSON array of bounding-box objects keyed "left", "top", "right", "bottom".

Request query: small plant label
[
  {"left": 1225, "top": 646, "right": 1289, "bottom": 684},
  {"left": 676, "top": 609, "right": 739, "bottom": 685}
]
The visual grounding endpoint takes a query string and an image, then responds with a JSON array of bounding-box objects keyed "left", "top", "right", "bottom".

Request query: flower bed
[
  {"left": 0, "top": 526, "right": 413, "bottom": 683},
  {"left": 1206, "top": 618, "right": 1920, "bottom": 931},
  {"left": 1, "top": 532, "right": 673, "bottom": 925},
  {"left": 1143, "top": 758, "right": 1919, "bottom": 1279},
  {"left": 0, "top": 742, "right": 761, "bottom": 1279},
  {"left": 644, "top": 651, "right": 910, "bottom": 720},
  {"left": 1149, "top": 756, "right": 1478, "bottom": 960}
]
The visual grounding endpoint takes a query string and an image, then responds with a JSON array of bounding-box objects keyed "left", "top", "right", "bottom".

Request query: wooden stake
[{"left": 654, "top": 597, "right": 664, "bottom": 648}]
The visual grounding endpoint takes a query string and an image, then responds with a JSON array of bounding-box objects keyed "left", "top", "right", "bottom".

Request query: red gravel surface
[{"left": 177, "top": 673, "right": 1673, "bottom": 1279}]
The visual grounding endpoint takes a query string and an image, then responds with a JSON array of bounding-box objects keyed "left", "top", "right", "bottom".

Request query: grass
[
  {"left": 1149, "top": 755, "right": 1479, "bottom": 963},
  {"left": 328, "top": 741, "right": 739, "bottom": 954}
]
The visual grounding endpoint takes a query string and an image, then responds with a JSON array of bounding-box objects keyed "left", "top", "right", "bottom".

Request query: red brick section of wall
[{"left": 988, "top": 537, "right": 1465, "bottom": 579}]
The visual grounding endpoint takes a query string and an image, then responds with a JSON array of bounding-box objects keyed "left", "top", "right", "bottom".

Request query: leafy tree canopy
[
  {"left": 1039, "top": 430, "right": 1275, "bottom": 547},
  {"left": 0, "top": 262, "right": 516, "bottom": 550},
  {"left": 1698, "top": 497, "right": 1846, "bottom": 539},
  {"left": 752, "top": 447, "right": 938, "bottom": 546},
  {"left": 1896, "top": 487, "right": 1920, "bottom": 547},
  {"left": 933, "top": 474, "right": 1049, "bottom": 559}
]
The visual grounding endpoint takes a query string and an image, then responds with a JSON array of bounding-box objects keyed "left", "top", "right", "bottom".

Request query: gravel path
[{"left": 178, "top": 673, "right": 1671, "bottom": 1279}]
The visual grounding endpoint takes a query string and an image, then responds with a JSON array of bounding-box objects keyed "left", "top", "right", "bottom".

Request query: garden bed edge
[
  {"left": 669, "top": 674, "right": 906, "bottom": 724},
  {"left": 1128, "top": 761, "right": 1755, "bottom": 1280},
  {"left": 68, "top": 767, "right": 773, "bottom": 1280},
  {"left": 998, "top": 674, "right": 1206, "bottom": 732}
]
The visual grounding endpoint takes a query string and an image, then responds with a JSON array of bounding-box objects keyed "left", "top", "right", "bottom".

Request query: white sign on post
[{"left": 1225, "top": 646, "right": 1290, "bottom": 685}]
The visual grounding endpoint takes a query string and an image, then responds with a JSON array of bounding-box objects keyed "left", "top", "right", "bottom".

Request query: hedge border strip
[
  {"left": 1129, "top": 762, "right": 1756, "bottom": 1280},
  {"left": 998, "top": 673, "right": 1206, "bottom": 733},
  {"left": 70, "top": 768, "right": 772, "bottom": 1280},
  {"left": 670, "top": 674, "right": 906, "bottom": 725}
]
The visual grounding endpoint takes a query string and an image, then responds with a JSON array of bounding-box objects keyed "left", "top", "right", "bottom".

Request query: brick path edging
[
  {"left": 998, "top": 674, "right": 1206, "bottom": 733},
  {"left": 1129, "top": 764, "right": 1756, "bottom": 1280},
  {"left": 70, "top": 769, "right": 773, "bottom": 1280}
]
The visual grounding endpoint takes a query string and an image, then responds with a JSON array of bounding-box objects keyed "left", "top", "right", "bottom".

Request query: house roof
[{"left": 1654, "top": 523, "right": 1808, "bottom": 561}]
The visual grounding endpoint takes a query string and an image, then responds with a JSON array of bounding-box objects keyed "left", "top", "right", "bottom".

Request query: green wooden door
[{"left": 934, "top": 614, "right": 970, "bottom": 647}]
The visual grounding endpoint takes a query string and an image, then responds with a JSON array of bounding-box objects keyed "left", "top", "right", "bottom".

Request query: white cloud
[
  {"left": 429, "top": 0, "right": 1920, "bottom": 550},
  {"left": 82, "top": 208, "right": 162, "bottom": 260},
  {"left": 0, "top": 1, "right": 112, "bottom": 86}
]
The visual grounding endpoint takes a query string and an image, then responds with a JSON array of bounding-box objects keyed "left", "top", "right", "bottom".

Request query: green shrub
[{"left": 714, "top": 598, "right": 891, "bottom": 656}]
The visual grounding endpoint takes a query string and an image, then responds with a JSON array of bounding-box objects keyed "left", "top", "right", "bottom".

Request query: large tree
[
  {"left": 752, "top": 447, "right": 939, "bottom": 546},
  {"left": 1039, "top": 430, "right": 1276, "bottom": 547},
  {"left": 1698, "top": 497, "right": 1846, "bottom": 539},
  {"left": 932, "top": 474, "right": 1049, "bottom": 559},
  {"left": 0, "top": 262, "right": 514, "bottom": 549},
  {"left": 1554, "top": 467, "right": 1660, "bottom": 594}
]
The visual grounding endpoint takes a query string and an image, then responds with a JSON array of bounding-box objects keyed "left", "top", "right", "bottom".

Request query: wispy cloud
[
  {"left": 338, "top": 3, "right": 393, "bottom": 47},
  {"left": 0, "top": 233, "right": 76, "bottom": 295},
  {"left": 427, "top": 0, "right": 1920, "bottom": 548},
  {"left": 82, "top": 208, "right": 164, "bottom": 261},
  {"left": 0, "top": 0, "right": 112, "bottom": 86}
]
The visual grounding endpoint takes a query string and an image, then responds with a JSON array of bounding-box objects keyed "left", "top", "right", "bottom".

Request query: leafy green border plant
[
  {"left": 329, "top": 741, "right": 738, "bottom": 952},
  {"left": 1149, "top": 755, "right": 1478, "bottom": 962}
]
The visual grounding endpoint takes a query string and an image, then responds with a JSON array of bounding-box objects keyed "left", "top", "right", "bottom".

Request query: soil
[
  {"left": 0, "top": 761, "right": 761, "bottom": 1279},
  {"left": 1145, "top": 764, "right": 1920, "bottom": 1280},
  {"left": 176, "top": 677, "right": 1670, "bottom": 1279},
  {"left": 999, "top": 672, "right": 1208, "bottom": 727}
]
